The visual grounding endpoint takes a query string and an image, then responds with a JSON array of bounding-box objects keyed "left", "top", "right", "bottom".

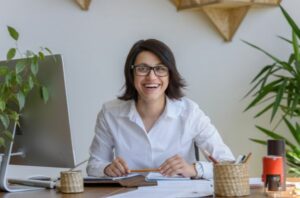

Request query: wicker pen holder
[
  {"left": 214, "top": 162, "right": 250, "bottom": 197},
  {"left": 60, "top": 170, "right": 84, "bottom": 193}
]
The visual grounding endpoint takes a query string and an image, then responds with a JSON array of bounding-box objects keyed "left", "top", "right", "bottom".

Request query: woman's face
[{"left": 133, "top": 51, "right": 169, "bottom": 103}]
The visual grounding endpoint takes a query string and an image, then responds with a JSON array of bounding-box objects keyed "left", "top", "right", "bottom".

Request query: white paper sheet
[
  {"left": 108, "top": 179, "right": 213, "bottom": 198},
  {"left": 249, "top": 177, "right": 263, "bottom": 186}
]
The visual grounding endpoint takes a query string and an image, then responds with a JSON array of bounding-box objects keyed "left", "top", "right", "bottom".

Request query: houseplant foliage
[
  {"left": 0, "top": 26, "right": 51, "bottom": 148},
  {"left": 243, "top": 5, "right": 300, "bottom": 175}
]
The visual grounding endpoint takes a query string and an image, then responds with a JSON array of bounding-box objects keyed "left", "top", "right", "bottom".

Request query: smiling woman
[{"left": 86, "top": 39, "right": 235, "bottom": 179}]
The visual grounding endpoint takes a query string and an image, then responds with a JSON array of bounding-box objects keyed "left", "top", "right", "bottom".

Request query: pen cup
[
  {"left": 214, "top": 162, "right": 250, "bottom": 197},
  {"left": 60, "top": 170, "right": 84, "bottom": 193}
]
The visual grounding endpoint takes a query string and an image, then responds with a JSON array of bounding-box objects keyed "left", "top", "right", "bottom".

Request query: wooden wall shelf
[
  {"left": 172, "top": 0, "right": 282, "bottom": 41},
  {"left": 74, "top": 0, "right": 281, "bottom": 41}
]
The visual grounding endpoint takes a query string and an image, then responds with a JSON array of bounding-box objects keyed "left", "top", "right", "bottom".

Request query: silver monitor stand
[{"left": 0, "top": 124, "right": 44, "bottom": 192}]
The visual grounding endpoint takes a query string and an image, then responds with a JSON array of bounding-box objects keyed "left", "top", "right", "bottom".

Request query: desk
[{"left": 0, "top": 187, "right": 266, "bottom": 198}]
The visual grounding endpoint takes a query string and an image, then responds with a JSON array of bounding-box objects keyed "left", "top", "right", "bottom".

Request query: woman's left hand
[{"left": 159, "top": 154, "right": 197, "bottom": 177}]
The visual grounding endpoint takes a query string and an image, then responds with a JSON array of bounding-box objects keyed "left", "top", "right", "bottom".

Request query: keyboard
[{"left": 8, "top": 178, "right": 56, "bottom": 189}]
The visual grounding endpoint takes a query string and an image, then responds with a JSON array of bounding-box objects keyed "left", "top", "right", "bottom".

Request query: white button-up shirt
[{"left": 87, "top": 97, "right": 234, "bottom": 179}]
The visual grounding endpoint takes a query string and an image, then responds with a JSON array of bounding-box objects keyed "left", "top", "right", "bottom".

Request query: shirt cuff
[
  {"left": 199, "top": 161, "right": 213, "bottom": 179},
  {"left": 86, "top": 161, "right": 111, "bottom": 177},
  {"left": 193, "top": 162, "right": 203, "bottom": 179}
]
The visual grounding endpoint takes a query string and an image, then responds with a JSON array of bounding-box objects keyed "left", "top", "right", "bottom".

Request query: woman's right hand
[{"left": 104, "top": 157, "right": 129, "bottom": 177}]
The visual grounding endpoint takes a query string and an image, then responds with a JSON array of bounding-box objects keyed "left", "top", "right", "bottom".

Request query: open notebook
[
  {"left": 84, "top": 174, "right": 157, "bottom": 187},
  {"left": 84, "top": 173, "right": 140, "bottom": 181}
]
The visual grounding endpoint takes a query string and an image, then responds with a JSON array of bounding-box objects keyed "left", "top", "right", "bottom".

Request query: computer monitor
[{"left": 0, "top": 54, "right": 76, "bottom": 192}]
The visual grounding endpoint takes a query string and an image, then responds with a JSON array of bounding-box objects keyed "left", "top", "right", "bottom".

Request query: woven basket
[
  {"left": 214, "top": 162, "right": 250, "bottom": 197},
  {"left": 60, "top": 170, "right": 84, "bottom": 193}
]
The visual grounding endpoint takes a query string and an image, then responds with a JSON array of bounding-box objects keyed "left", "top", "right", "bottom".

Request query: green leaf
[
  {"left": 38, "top": 52, "right": 45, "bottom": 60},
  {"left": 244, "top": 79, "right": 283, "bottom": 112},
  {"left": 15, "top": 74, "right": 22, "bottom": 85},
  {"left": 251, "top": 65, "right": 273, "bottom": 84},
  {"left": 278, "top": 35, "right": 292, "bottom": 44},
  {"left": 7, "top": 48, "right": 16, "bottom": 60},
  {"left": 4, "top": 72, "right": 12, "bottom": 86},
  {"left": 0, "top": 114, "right": 9, "bottom": 129},
  {"left": 260, "top": 67, "right": 281, "bottom": 89},
  {"left": 287, "top": 151, "right": 300, "bottom": 164},
  {"left": 292, "top": 31, "right": 300, "bottom": 63},
  {"left": 290, "top": 92, "right": 299, "bottom": 116},
  {"left": 44, "top": 47, "right": 52, "bottom": 54},
  {"left": 242, "top": 40, "right": 296, "bottom": 74},
  {"left": 28, "top": 75, "right": 34, "bottom": 89},
  {"left": 249, "top": 138, "right": 267, "bottom": 145},
  {"left": 9, "top": 111, "right": 19, "bottom": 122},
  {"left": 289, "top": 167, "right": 300, "bottom": 176},
  {"left": 3, "top": 130, "right": 13, "bottom": 141},
  {"left": 283, "top": 118, "right": 300, "bottom": 146},
  {"left": 254, "top": 102, "right": 274, "bottom": 118},
  {"left": 242, "top": 40, "right": 283, "bottom": 64},
  {"left": 244, "top": 65, "right": 280, "bottom": 99},
  {"left": 256, "top": 125, "right": 296, "bottom": 150},
  {"left": 0, "top": 137, "right": 5, "bottom": 148},
  {"left": 30, "top": 61, "right": 38, "bottom": 75},
  {"left": 7, "top": 26, "right": 19, "bottom": 41},
  {"left": 0, "top": 66, "right": 9, "bottom": 76},
  {"left": 32, "top": 55, "right": 38, "bottom": 65},
  {"left": 296, "top": 61, "right": 300, "bottom": 75},
  {"left": 270, "top": 79, "right": 287, "bottom": 122},
  {"left": 40, "top": 86, "right": 49, "bottom": 103},
  {"left": 16, "top": 91, "right": 25, "bottom": 110},
  {"left": 280, "top": 61, "right": 295, "bottom": 73},
  {"left": 15, "top": 60, "right": 26, "bottom": 74},
  {"left": 0, "top": 99, "right": 6, "bottom": 111},
  {"left": 288, "top": 54, "right": 295, "bottom": 65},
  {"left": 280, "top": 6, "right": 300, "bottom": 39}
]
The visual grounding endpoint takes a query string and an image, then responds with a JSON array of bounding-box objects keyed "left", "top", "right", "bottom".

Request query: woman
[{"left": 87, "top": 39, "right": 234, "bottom": 179}]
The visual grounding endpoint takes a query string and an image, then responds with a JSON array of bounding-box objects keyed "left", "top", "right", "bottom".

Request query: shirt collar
[
  {"left": 163, "top": 97, "right": 182, "bottom": 119},
  {"left": 119, "top": 97, "right": 182, "bottom": 120}
]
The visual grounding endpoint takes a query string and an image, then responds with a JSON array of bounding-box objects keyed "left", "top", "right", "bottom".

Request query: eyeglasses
[{"left": 131, "top": 64, "right": 169, "bottom": 77}]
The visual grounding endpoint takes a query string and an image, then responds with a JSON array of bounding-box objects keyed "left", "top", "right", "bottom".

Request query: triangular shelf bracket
[
  {"left": 172, "top": 0, "right": 282, "bottom": 41},
  {"left": 75, "top": 0, "right": 91, "bottom": 11},
  {"left": 203, "top": 6, "right": 250, "bottom": 41}
]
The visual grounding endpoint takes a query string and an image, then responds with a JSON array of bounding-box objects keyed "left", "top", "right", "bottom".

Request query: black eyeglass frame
[{"left": 131, "top": 64, "right": 169, "bottom": 77}]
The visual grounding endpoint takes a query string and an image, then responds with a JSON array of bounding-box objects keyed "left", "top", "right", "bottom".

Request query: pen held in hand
[{"left": 129, "top": 168, "right": 160, "bottom": 173}]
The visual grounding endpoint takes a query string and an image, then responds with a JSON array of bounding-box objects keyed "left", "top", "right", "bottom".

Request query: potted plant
[
  {"left": 243, "top": 5, "right": 300, "bottom": 175},
  {"left": 0, "top": 26, "right": 51, "bottom": 148}
]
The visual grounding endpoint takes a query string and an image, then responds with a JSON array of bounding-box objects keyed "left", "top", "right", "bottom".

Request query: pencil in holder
[
  {"left": 214, "top": 162, "right": 250, "bottom": 197},
  {"left": 60, "top": 170, "right": 84, "bottom": 193}
]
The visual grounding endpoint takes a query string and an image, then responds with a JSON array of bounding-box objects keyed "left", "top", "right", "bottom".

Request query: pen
[
  {"left": 129, "top": 168, "right": 160, "bottom": 173},
  {"left": 203, "top": 150, "right": 219, "bottom": 164},
  {"left": 243, "top": 152, "right": 252, "bottom": 163},
  {"left": 235, "top": 155, "right": 245, "bottom": 164}
]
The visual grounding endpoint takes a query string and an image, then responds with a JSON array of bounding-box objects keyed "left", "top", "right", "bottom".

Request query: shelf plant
[
  {"left": 243, "top": 6, "right": 300, "bottom": 175},
  {"left": 0, "top": 26, "right": 51, "bottom": 148}
]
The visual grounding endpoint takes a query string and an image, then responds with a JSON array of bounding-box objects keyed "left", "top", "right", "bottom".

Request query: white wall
[{"left": 0, "top": 0, "right": 299, "bottom": 178}]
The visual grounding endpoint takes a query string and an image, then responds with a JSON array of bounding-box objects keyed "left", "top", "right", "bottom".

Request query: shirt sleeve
[
  {"left": 192, "top": 106, "right": 235, "bottom": 179},
  {"left": 86, "top": 109, "right": 114, "bottom": 177}
]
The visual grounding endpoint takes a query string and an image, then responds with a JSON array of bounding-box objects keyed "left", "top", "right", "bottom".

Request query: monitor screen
[{"left": 0, "top": 54, "right": 76, "bottom": 168}]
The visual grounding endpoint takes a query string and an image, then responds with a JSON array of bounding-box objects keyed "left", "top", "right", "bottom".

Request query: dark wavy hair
[{"left": 118, "top": 39, "right": 186, "bottom": 101}]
